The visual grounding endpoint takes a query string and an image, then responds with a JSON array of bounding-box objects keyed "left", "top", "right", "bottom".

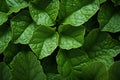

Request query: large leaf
[
  {"left": 83, "top": 29, "right": 120, "bottom": 68},
  {"left": 0, "top": 12, "right": 8, "bottom": 26},
  {"left": 58, "top": 25, "right": 85, "bottom": 50},
  {"left": 10, "top": 51, "right": 47, "bottom": 80},
  {"left": 56, "top": 49, "right": 108, "bottom": 80},
  {"left": 109, "top": 61, "right": 120, "bottom": 80},
  {"left": 98, "top": 2, "right": 120, "bottom": 33},
  {"left": 56, "top": 49, "right": 90, "bottom": 80},
  {"left": 11, "top": 10, "right": 32, "bottom": 42},
  {"left": 59, "top": 0, "right": 99, "bottom": 26},
  {"left": 29, "top": 26, "right": 58, "bottom": 59},
  {"left": 6, "top": 0, "right": 29, "bottom": 14},
  {"left": 29, "top": 0, "right": 59, "bottom": 26},
  {"left": 0, "top": 62, "right": 10, "bottom": 80},
  {"left": 0, "top": 26, "right": 12, "bottom": 54}
]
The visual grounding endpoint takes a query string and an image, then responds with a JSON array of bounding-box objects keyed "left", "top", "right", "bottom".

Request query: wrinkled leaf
[
  {"left": 29, "top": 26, "right": 58, "bottom": 59},
  {"left": 83, "top": 29, "right": 120, "bottom": 68},
  {"left": 11, "top": 10, "right": 32, "bottom": 42},
  {"left": 29, "top": 0, "right": 59, "bottom": 26},
  {"left": 6, "top": 0, "right": 29, "bottom": 14},
  {"left": 98, "top": 2, "right": 120, "bottom": 33},
  {"left": 0, "top": 0, "right": 9, "bottom": 12},
  {"left": 58, "top": 25, "right": 85, "bottom": 50},
  {"left": 56, "top": 49, "right": 90, "bottom": 80},
  {"left": 15, "top": 23, "right": 36, "bottom": 44},
  {"left": 10, "top": 51, "right": 47, "bottom": 80},
  {"left": 60, "top": 0, "right": 99, "bottom": 26}
]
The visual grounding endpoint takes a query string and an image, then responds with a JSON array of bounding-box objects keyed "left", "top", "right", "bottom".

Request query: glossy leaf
[
  {"left": 98, "top": 2, "right": 120, "bottom": 33},
  {"left": 29, "top": 0, "right": 59, "bottom": 26},
  {"left": 58, "top": 25, "right": 85, "bottom": 50},
  {"left": 6, "top": 0, "right": 29, "bottom": 14},
  {"left": 60, "top": 0, "right": 99, "bottom": 26},
  {"left": 11, "top": 10, "right": 32, "bottom": 42},
  {"left": 29, "top": 26, "right": 58, "bottom": 59}
]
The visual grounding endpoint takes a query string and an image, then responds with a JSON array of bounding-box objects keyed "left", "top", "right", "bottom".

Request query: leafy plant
[{"left": 0, "top": 0, "right": 120, "bottom": 80}]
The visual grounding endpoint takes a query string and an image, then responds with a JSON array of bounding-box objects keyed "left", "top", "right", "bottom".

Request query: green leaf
[
  {"left": 6, "top": 0, "right": 29, "bottom": 14},
  {"left": 0, "top": 0, "right": 9, "bottom": 12},
  {"left": 109, "top": 61, "right": 120, "bottom": 80},
  {"left": 0, "top": 26, "right": 12, "bottom": 54},
  {"left": 60, "top": 0, "right": 99, "bottom": 26},
  {"left": 111, "top": 0, "right": 120, "bottom": 6},
  {"left": 58, "top": 25, "right": 85, "bottom": 50},
  {"left": 3, "top": 43, "right": 19, "bottom": 64},
  {"left": 47, "top": 73, "right": 66, "bottom": 80},
  {"left": 10, "top": 51, "right": 47, "bottom": 80},
  {"left": 100, "top": 0, "right": 106, "bottom": 4},
  {"left": 29, "top": 26, "right": 58, "bottom": 59},
  {"left": 0, "top": 62, "right": 10, "bottom": 80},
  {"left": 29, "top": 0, "right": 59, "bottom": 26},
  {"left": 98, "top": 2, "right": 120, "bottom": 33},
  {"left": 80, "top": 62, "right": 108, "bottom": 80},
  {"left": 0, "top": 12, "right": 8, "bottom": 25},
  {"left": 83, "top": 29, "right": 120, "bottom": 68},
  {"left": 15, "top": 23, "right": 36, "bottom": 44},
  {"left": 56, "top": 49, "right": 90, "bottom": 80},
  {"left": 11, "top": 10, "right": 32, "bottom": 42}
]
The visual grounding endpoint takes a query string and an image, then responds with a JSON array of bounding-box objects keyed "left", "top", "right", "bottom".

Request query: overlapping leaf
[
  {"left": 59, "top": 0, "right": 99, "bottom": 26},
  {"left": 58, "top": 25, "right": 85, "bottom": 50},
  {"left": 0, "top": 26, "right": 12, "bottom": 54},
  {"left": 98, "top": 2, "right": 120, "bottom": 33},
  {"left": 83, "top": 29, "right": 120, "bottom": 68},
  {"left": 29, "top": 26, "right": 58, "bottom": 59},
  {"left": 11, "top": 10, "right": 32, "bottom": 43},
  {"left": 29, "top": 0, "right": 59, "bottom": 26},
  {"left": 6, "top": 0, "right": 29, "bottom": 14}
]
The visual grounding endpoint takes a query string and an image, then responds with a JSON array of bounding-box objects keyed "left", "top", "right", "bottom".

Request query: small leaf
[
  {"left": 29, "top": 26, "right": 58, "bottom": 59},
  {"left": 0, "top": 62, "right": 10, "bottom": 80},
  {"left": 58, "top": 25, "right": 85, "bottom": 50},
  {"left": 10, "top": 51, "right": 47, "bottom": 80},
  {"left": 29, "top": 0, "right": 59, "bottom": 26}
]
